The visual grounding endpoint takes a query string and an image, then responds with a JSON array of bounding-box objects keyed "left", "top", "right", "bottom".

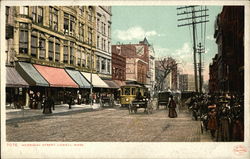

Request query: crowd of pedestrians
[{"left": 187, "top": 93, "right": 244, "bottom": 141}]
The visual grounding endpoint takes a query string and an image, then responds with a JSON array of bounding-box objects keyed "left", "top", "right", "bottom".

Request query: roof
[
  {"left": 81, "top": 72, "right": 109, "bottom": 88},
  {"left": 33, "top": 64, "right": 78, "bottom": 88},
  {"left": 6, "top": 66, "right": 29, "bottom": 87},
  {"left": 16, "top": 62, "right": 49, "bottom": 87},
  {"left": 65, "top": 69, "right": 91, "bottom": 88}
]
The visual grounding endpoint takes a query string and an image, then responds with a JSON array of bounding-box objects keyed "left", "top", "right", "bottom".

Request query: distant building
[
  {"left": 111, "top": 47, "right": 126, "bottom": 81},
  {"left": 179, "top": 74, "right": 195, "bottom": 92},
  {"left": 112, "top": 40, "right": 150, "bottom": 85}
]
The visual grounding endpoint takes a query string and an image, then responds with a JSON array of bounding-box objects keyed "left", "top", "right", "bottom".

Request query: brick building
[
  {"left": 111, "top": 48, "right": 126, "bottom": 81},
  {"left": 112, "top": 42, "right": 149, "bottom": 84},
  {"left": 209, "top": 6, "right": 244, "bottom": 94}
]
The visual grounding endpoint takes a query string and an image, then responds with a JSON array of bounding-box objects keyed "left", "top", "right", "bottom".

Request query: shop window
[{"left": 19, "top": 23, "right": 28, "bottom": 54}]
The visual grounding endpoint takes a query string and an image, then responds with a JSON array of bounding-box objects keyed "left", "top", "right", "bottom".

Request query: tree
[{"left": 155, "top": 57, "right": 178, "bottom": 92}]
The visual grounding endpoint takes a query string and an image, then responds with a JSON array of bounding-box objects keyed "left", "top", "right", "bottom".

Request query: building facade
[
  {"left": 179, "top": 74, "right": 195, "bottom": 92},
  {"left": 95, "top": 6, "right": 112, "bottom": 79},
  {"left": 6, "top": 6, "right": 97, "bottom": 71},
  {"left": 210, "top": 6, "right": 244, "bottom": 94},
  {"left": 112, "top": 41, "right": 149, "bottom": 84},
  {"left": 111, "top": 47, "right": 126, "bottom": 81}
]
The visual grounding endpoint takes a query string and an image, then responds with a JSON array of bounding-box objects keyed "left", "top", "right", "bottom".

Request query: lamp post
[{"left": 90, "top": 29, "right": 93, "bottom": 106}]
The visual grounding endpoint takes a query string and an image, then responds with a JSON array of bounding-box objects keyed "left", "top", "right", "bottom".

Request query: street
[{"left": 6, "top": 106, "right": 213, "bottom": 142}]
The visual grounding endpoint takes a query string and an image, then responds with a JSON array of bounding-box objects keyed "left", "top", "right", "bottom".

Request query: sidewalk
[{"left": 6, "top": 103, "right": 101, "bottom": 123}]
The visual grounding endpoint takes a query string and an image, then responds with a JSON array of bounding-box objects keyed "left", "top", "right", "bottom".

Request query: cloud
[{"left": 114, "top": 26, "right": 159, "bottom": 41}]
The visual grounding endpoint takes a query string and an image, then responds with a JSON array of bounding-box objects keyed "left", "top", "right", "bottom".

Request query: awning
[
  {"left": 103, "top": 80, "right": 120, "bottom": 89},
  {"left": 16, "top": 62, "right": 49, "bottom": 87},
  {"left": 81, "top": 72, "right": 109, "bottom": 88},
  {"left": 33, "top": 64, "right": 78, "bottom": 88},
  {"left": 114, "top": 80, "right": 126, "bottom": 87},
  {"left": 6, "top": 66, "right": 29, "bottom": 88},
  {"left": 65, "top": 69, "right": 91, "bottom": 88}
]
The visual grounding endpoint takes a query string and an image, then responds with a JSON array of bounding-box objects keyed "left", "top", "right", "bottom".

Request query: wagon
[
  {"left": 101, "top": 96, "right": 114, "bottom": 107},
  {"left": 129, "top": 98, "right": 153, "bottom": 114}
]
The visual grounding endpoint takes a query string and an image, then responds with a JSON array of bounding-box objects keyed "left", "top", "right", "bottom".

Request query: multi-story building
[
  {"left": 95, "top": 6, "right": 112, "bottom": 79},
  {"left": 5, "top": 6, "right": 114, "bottom": 108},
  {"left": 111, "top": 46, "right": 126, "bottom": 81},
  {"left": 139, "top": 38, "right": 156, "bottom": 91},
  {"left": 179, "top": 74, "right": 195, "bottom": 92},
  {"left": 112, "top": 40, "right": 149, "bottom": 84},
  {"left": 210, "top": 6, "right": 244, "bottom": 94}
]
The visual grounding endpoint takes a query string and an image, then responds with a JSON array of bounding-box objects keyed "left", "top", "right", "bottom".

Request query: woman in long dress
[{"left": 168, "top": 95, "right": 177, "bottom": 118}]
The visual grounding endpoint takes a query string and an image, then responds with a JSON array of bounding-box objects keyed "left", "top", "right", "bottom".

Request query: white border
[{"left": 1, "top": 1, "right": 250, "bottom": 159}]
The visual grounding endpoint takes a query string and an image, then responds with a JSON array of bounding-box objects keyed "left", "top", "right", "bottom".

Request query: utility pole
[
  {"left": 177, "top": 6, "right": 209, "bottom": 93},
  {"left": 197, "top": 43, "right": 205, "bottom": 93}
]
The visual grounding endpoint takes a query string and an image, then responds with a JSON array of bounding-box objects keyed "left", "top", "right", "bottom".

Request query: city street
[{"left": 6, "top": 106, "right": 213, "bottom": 142}]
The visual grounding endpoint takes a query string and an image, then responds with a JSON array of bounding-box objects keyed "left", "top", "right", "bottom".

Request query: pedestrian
[
  {"left": 43, "top": 97, "right": 53, "bottom": 114},
  {"left": 207, "top": 106, "right": 218, "bottom": 138},
  {"left": 168, "top": 95, "right": 177, "bottom": 118},
  {"left": 67, "top": 92, "right": 73, "bottom": 109}
]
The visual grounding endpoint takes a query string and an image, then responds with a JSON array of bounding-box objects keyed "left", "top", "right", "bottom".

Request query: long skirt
[
  {"left": 232, "top": 120, "right": 244, "bottom": 141},
  {"left": 220, "top": 119, "right": 230, "bottom": 141},
  {"left": 169, "top": 108, "right": 177, "bottom": 118}
]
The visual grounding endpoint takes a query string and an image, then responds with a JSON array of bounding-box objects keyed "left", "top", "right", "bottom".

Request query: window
[
  {"left": 79, "top": 6, "right": 84, "bottom": 16},
  {"left": 107, "top": 60, "right": 110, "bottom": 73},
  {"left": 79, "top": 23, "right": 84, "bottom": 42},
  {"left": 104, "top": 24, "right": 106, "bottom": 35},
  {"left": 88, "top": 27, "right": 92, "bottom": 45},
  {"left": 64, "top": 13, "right": 69, "bottom": 34},
  {"left": 125, "top": 88, "right": 130, "bottom": 95},
  {"left": 77, "top": 48, "right": 81, "bottom": 66},
  {"left": 88, "top": 7, "right": 93, "bottom": 22},
  {"left": 32, "top": 7, "right": 43, "bottom": 24},
  {"left": 97, "top": 18, "right": 100, "bottom": 32},
  {"left": 70, "top": 42, "right": 74, "bottom": 65},
  {"left": 48, "top": 41, "right": 54, "bottom": 61},
  {"left": 97, "top": 36, "right": 100, "bottom": 48},
  {"left": 64, "top": 13, "right": 75, "bottom": 36},
  {"left": 20, "top": 6, "right": 28, "bottom": 15},
  {"left": 63, "top": 41, "right": 68, "bottom": 63},
  {"left": 39, "top": 39, "right": 45, "bottom": 59},
  {"left": 108, "top": 25, "right": 111, "bottom": 37},
  {"left": 96, "top": 56, "right": 100, "bottom": 72},
  {"left": 49, "top": 7, "right": 58, "bottom": 31},
  {"left": 104, "top": 39, "right": 106, "bottom": 51},
  {"left": 87, "top": 54, "right": 90, "bottom": 68},
  {"left": 31, "top": 35, "right": 38, "bottom": 57},
  {"left": 108, "top": 41, "right": 110, "bottom": 53},
  {"left": 6, "top": 7, "right": 10, "bottom": 24},
  {"left": 19, "top": 23, "right": 28, "bottom": 54},
  {"left": 55, "top": 39, "right": 60, "bottom": 62},
  {"left": 37, "top": 7, "right": 43, "bottom": 24},
  {"left": 82, "top": 50, "right": 86, "bottom": 67},
  {"left": 101, "top": 58, "right": 106, "bottom": 71}
]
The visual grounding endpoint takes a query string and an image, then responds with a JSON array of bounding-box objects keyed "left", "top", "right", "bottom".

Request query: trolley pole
[{"left": 177, "top": 6, "right": 209, "bottom": 93}]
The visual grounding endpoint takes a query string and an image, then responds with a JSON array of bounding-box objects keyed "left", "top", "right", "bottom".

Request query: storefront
[
  {"left": 65, "top": 69, "right": 91, "bottom": 104},
  {"left": 16, "top": 62, "right": 49, "bottom": 109},
  {"left": 81, "top": 72, "right": 109, "bottom": 103},
  {"left": 33, "top": 64, "right": 79, "bottom": 104},
  {"left": 6, "top": 66, "right": 29, "bottom": 109}
]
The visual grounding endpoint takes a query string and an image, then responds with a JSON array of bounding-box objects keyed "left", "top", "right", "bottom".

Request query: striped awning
[
  {"left": 81, "top": 72, "right": 109, "bottom": 88},
  {"left": 6, "top": 66, "right": 29, "bottom": 87}
]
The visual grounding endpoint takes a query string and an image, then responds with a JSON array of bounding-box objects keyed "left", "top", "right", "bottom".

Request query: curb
[{"left": 6, "top": 107, "right": 101, "bottom": 124}]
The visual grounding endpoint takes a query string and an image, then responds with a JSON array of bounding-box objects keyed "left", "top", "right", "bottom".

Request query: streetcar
[{"left": 120, "top": 84, "right": 145, "bottom": 107}]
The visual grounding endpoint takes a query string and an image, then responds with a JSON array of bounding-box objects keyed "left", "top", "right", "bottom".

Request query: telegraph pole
[
  {"left": 197, "top": 43, "right": 205, "bottom": 93},
  {"left": 177, "top": 6, "right": 209, "bottom": 93}
]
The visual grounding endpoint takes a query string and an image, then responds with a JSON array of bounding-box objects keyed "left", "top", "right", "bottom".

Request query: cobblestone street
[{"left": 6, "top": 107, "right": 213, "bottom": 142}]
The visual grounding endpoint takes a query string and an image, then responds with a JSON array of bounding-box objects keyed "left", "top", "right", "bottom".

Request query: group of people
[{"left": 187, "top": 93, "right": 244, "bottom": 141}]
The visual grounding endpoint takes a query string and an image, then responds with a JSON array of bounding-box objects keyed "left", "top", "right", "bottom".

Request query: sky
[{"left": 111, "top": 6, "right": 223, "bottom": 82}]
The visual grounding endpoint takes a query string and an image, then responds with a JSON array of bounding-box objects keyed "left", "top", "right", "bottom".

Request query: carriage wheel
[{"left": 201, "top": 122, "right": 204, "bottom": 134}]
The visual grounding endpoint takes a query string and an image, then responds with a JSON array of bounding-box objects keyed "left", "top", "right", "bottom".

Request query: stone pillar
[{"left": 45, "top": 38, "right": 49, "bottom": 61}]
